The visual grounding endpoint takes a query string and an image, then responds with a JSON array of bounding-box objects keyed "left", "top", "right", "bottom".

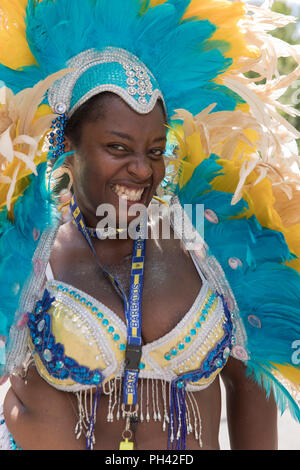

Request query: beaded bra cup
[{"left": 28, "top": 250, "right": 230, "bottom": 393}]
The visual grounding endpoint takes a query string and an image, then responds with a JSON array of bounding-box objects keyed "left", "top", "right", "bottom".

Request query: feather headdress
[{"left": 0, "top": 0, "right": 299, "bottom": 423}]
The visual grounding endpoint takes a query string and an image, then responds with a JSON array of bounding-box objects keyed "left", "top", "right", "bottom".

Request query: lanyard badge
[{"left": 70, "top": 195, "right": 146, "bottom": 449}]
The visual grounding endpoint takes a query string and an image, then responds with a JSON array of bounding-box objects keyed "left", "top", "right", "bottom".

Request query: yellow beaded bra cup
[{"left": 0, "top": 0, "right": 300, "bottom": 451}]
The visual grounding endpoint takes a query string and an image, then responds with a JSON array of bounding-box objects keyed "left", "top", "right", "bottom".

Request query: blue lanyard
[{"left": 70, "top": 195, "right": 145, "bottom": 406}]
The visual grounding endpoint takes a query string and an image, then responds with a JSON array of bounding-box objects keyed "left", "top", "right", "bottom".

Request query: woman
[
  {"left": 1, "top": 92, "right": 278, "bottom": 450},
  {"left": 0, "top": 0, "right": 299, "bottom": 451}
]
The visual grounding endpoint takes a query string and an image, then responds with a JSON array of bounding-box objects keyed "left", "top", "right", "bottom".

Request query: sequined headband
[{"left": 47, "top": 47, "right": 167, "bottom": 118}]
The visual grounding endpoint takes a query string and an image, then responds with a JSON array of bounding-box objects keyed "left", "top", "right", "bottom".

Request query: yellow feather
[
  {"left": 274, "top": 364, "right": 300, "bottom": 386},
  {"left": 151, "top": 0, "right": 258, "bottom": 72},
  {"left": 0, "top": 0, "right": 36, "bottom": 69}
]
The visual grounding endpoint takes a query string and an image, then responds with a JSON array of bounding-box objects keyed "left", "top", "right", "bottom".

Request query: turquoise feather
[
  {"left": 0, "top": 0, "right": 243, "bottom": 116},
  {"left": 176, "top": 154, "right": 300, "bottom": 420},
  {"left": 247, "top": 361, "right": 300, "bottom": 422},
  {"left": 0, "top": 163, "right": 58, "bottom": 374}
]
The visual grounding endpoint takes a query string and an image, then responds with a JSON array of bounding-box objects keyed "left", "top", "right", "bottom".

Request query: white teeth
[{"left": 112, "top": 184, "right": 144, "bottom": 202}]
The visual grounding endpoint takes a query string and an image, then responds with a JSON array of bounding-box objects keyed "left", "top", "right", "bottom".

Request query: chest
[{"left": 50, "top": 239, "right": 202, "bottom": 344}]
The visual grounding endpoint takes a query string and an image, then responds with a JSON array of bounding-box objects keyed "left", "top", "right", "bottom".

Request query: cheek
[
  {"left": 72, "top": 156, "right": 105, "bottom": 205},
  {"left": 154, "top": 159, "right": 166, "bottom": 186}
]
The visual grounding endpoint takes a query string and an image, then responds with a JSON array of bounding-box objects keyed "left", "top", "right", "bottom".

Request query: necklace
[
  {"left": 70, "top": 195, "right": 146, "bottom": 450},
  {"left": 86, "top": 226, "right": 126, "bottom": 240}
]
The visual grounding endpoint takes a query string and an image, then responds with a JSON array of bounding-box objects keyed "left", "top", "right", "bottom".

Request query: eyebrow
[{"left": 107, "top": 130, "right": 166, "bottom": 143}]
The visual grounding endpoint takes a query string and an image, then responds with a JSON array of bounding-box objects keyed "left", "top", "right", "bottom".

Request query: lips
[{"left": 111, "top": 183, "right": 149, "bottom": 202}]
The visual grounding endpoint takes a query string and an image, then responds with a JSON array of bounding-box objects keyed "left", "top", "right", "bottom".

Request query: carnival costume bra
[{"left": 29, "top": 245, "right": 231, "bottom": 394}]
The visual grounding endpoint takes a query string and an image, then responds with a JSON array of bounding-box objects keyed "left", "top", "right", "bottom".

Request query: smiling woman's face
[{"left": 65, "top": 93, "right": 167, "bottom": 226}]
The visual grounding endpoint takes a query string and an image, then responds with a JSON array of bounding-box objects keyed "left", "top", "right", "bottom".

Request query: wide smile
[{"left": 110, "top": 183, "right": 150, "bottom": 204}]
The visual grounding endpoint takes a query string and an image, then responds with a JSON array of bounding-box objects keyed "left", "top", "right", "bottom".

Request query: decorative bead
[
  {"left": 92, "top": 372, "right": 101, "bottom": 384},
  {"left": 126, "top": 77, "right": 137, "bottom": 86},
  {"left": 228, "top": 257, "right": 243, "bottom": 270},
  {"left": 108, "top": 326, "right": 115, "bottom": 333},
  {"left": 137, "top": 87, "right": 147, "bottom": 96},
  {"left": 138, "top": 97, "right": 147, "bottom": 105},
  {"left": 164, "top": 354, "right": 171, "bottom": 361},
  {"left": 185, "top": 336, "right": 191, "bottom": 343},
  {"left": 171, "top": 348, "right": 177, "bottom": 356},
  {"left": 224, "top": 294, "right": 235, "bottom": 313},
  {"left": 120, "top": 344, "right": 126, "bottom": 351},
  {"left": 43, "top": 349, "right": 53, "bottom": 362},
  {"left": 33, "top": 228, "right": 40, "bottom": 241},
  {"left": 223, "top": 347, "right": 231, "bottom": 360},
  {"left": 37, "top": 319, "right": 45, "bottom": 332},
  {"left": 248, "top": 315, "right": 262, "bottom": 329},
  {"left": 178, "top": 343, "right": 185, "bottom": 350},
  {"left": 139, "top": 362, "right": 145, "bottom": 369},
  {"left": 232, "top": 345, "right": 249, "bottom": 361},
  {"left": 177, "top": 381, "right": 184, "bottom": 389},
  {"left": 127, "top": 86, "right": 137, "bottom": 95},
  {"left": 195, "top": 322, "right": 201, "bottom": 328},
  {"left": 190, "top": 329, "right": 196, "bottom": 336},
  {"left": 102, "top": 319, "right": 109, "bottom": 326},
  {"left": 55, "top": 103, "right": 67, "bottom": 114},
  {"left": 204, "top": 209, "right": 219, "bottom": 224},
  {"left": 113, "top": 334, "right": 120, "bottom": 341}
]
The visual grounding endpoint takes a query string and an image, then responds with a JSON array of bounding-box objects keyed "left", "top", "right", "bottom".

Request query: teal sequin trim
[{"left": 0, "top": 419, "right": 22, "bottom": 450}]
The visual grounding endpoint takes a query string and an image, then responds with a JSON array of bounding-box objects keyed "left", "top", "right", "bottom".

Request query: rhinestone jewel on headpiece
[{"left": 48, "top": 47, "right": 166, "bottom": 118}]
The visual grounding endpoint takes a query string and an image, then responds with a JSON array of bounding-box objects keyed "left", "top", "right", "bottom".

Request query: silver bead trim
[
  {"left": 48, "top": 47, "right": 167, "bottom": 118},
  {"left": 71, "top": 85, "right": 164, "bottom": 117}
]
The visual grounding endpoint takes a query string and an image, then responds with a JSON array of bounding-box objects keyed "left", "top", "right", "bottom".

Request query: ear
[{"left": 63, "top": 135, "right": 76, "bottom": 167}]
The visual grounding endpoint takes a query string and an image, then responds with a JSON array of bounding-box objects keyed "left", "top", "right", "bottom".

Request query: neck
[{"left": 70, "top": 193, "right": 147, "bottom": 264}]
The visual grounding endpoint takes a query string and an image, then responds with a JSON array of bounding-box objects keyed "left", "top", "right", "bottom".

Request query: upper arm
[{"left": 221, "top": 356, "right": 278, "bottom": 450}]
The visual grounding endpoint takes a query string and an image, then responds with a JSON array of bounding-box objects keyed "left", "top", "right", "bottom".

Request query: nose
[{"left": 127, "top": 153, "right": 153, "bottom": 182}]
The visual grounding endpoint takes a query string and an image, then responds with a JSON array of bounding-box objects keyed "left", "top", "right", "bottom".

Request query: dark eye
[
  {"left": 108, "top": 143, "right": 128, "bottom": 153},
  {"left": 150, "top": 148, "right": 165, "bottom": 159}
]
